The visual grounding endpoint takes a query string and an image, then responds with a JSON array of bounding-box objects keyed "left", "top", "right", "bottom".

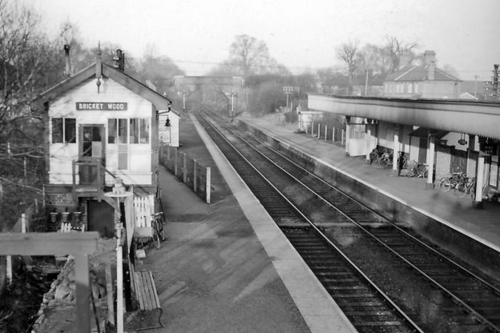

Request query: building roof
[
  {"left": 352, "top": 72, "right": 386, "bottom": 86},
  {"left": 385, "top": 65, "right": 460, "bottom": 82},
  {"left": 34, "top": 60, "right": 178, "bottom": 115}
]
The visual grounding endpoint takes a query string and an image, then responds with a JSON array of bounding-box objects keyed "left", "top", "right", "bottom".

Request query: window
[
  {"left": 107, "top": 119, "right": 128, "bottom": 144},
  {"left": 118, "top": 119, "right": 127, "bottom": 144},
  {"left": 108, "top": 119, "right": 117, "bottom": 143},
  {"left": 130, "top": 119, "right": 150, "bottom": 144},
  {"left": 52, "top": 118, "right": 76, "bottom": 143}
]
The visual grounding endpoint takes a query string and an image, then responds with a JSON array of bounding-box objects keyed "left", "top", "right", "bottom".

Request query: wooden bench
[{"left": 133, "top": 269, "right": 164, "bottom": 330}]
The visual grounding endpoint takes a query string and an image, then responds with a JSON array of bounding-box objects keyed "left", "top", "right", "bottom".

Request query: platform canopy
[{"left": 308, "top": 94, "right": 500, "bottom": 140}]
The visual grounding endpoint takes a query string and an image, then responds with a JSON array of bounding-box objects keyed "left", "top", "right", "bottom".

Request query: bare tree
[
  {"left": 336, "top": 39, "right": 360, "bottom": 94},
  {"left": 385, "top": 36, "right": 418, "bottom": 73},
  {"left": 357, "top": 43, "right": 392, "bottom": 76},
  {"left": 0, "top": 0, "right": 63, "bottom": 228},
  {"left": 228, "top": 34, "right": 270, "bottom": 77}
]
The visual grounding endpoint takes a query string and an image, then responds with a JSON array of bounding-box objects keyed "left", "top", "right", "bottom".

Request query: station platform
[
  {"left": 131, "top": 113, "right": 357, "bottom": 332},
  {"left": 237, "top": 114, "right": 500, "bottom": 255}
]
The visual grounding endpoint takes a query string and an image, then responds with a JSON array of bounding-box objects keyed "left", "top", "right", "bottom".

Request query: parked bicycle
[
  {"left": 438, "top": 170, "right": 466, "bottom": 192},
  {"left": 151, "top": 212, "right": 165, "bottom": 249},
  {"left": 405, "top": 161, "right": 428, "bottom": 178},
  {"left": 455, "top": 177, "right": 476, "bottom": 199},
  {"left": 134, "top": 211, "right": 165, "bottom": 251}
]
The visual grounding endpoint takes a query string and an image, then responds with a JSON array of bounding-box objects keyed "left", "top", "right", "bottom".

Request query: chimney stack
[
  {"left": 424, "top": 50, "right": 436, "bottom": 81},
  {"left": 398, "top": 51, "right": 412, "bottom": 69}
]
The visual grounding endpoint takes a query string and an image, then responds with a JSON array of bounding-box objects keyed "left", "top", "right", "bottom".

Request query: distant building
[{"left": 383, "top": 50, "right": 461, "bottom": 99}]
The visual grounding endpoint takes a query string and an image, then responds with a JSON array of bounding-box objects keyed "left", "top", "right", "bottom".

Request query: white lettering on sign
[{"left": 76, "top": 102, "right": 128, "bottom": 111}]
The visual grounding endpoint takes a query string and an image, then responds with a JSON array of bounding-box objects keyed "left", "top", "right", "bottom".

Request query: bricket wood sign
[{"left": 76, "top": 102, "right": 128, "bottom": 110}]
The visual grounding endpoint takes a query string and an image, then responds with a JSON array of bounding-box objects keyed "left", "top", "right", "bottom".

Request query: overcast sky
[{"left": 22, "top": 0, "right": 500, "bottom": 80}]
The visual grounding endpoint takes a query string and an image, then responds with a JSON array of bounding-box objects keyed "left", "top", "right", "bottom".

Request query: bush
[{"left": 284, "top": 112, "right": 297, "bottom": 123}]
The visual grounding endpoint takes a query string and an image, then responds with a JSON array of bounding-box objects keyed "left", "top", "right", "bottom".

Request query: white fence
[{"left": 133, "top": 195, "right": 154, "bottom": 228}]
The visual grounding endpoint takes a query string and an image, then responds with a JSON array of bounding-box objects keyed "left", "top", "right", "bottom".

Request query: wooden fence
[{"left": 159, "top": 145, "right": 211, "bottom": 204}]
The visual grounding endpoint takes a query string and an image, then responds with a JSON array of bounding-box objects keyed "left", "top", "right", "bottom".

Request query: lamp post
[{"left": 104, "top": 178, "right": 133, "bottom": 333}]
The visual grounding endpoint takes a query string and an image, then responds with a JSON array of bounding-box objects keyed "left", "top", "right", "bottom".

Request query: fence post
[
  {"left": 206, "top": 167, "right": 211, "bottom": 204},
  {"left": 183, "top": 153, "right": 187, "bottom": 183},
  {"left": 325, "top": 125, "right": 327, "bottom": 141},
  {"left": 174, "top": 149, "right": 178, "bottom": 176},
  {"left": 22, "top": 213, "right": 26, "bottom": 233},
  {"left": 341, "top": 129, "right": 345, "bottom": 146},
  {"left": 332, "top": 127, "right": 336, "bottom": 142},
  {"left": 311, "top": 122, "right": 315, "bottom": 136},
  {"left": 317, "top": 123, "right": 321, "bottom": 139},
  {"left": 6, "top": 255, "right": 12, "bottom": 285},
  {"left": 193, "top": 159, "right": 198, "bottom": 192}
]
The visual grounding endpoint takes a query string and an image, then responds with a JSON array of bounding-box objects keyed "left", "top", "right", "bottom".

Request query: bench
[{"left": 133, "top": 269, "right": 164, "bottom": 330}]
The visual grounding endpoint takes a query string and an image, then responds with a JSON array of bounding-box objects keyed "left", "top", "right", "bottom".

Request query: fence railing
[
  {"left": 159, "top": 145, "right": 211, "bottom": 204},
  {"left": 303, "top": 121, "right": 346, "bottom": 145}
]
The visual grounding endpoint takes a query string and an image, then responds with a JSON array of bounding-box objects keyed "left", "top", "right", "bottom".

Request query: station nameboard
[{"left": 76, "top": 102, "right": 128, "bottom": 111}]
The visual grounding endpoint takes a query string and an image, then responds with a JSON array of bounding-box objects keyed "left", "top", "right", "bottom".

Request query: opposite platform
[{"left": 238, "top": 114, "right": 500, "bottom": 255}]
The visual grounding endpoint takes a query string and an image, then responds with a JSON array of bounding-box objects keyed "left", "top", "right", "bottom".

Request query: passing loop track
[{"left": 196, "top": 109, "right": 500, "bottom": 333}]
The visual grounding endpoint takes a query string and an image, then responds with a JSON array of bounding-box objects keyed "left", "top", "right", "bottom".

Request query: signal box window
[{"left": 52, "top": 118, "right": 76, "bottom": 143}]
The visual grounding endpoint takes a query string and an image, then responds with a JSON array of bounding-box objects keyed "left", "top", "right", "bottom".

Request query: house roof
[
  {"left": 385, "top": 65, "right": 460, "bottom": 82},
  {"left": 34, "top": 61, "right": 178, "bottom": 115},
  {"left": 352, "top": 72, "right": 386, "bottom": 86}
]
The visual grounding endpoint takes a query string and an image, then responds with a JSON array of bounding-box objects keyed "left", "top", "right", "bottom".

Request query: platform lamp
[
  {"left": 104, "top": 178, "right": 133, "bottom": 333},
  {"left": 458, "top": 133, "right": 468, "bottom": 146}
]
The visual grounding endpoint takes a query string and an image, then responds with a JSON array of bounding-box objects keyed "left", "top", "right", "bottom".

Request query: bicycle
[
  {"left": 406, "top": 162, "right": 428, "bottom": 178},
  {"left": 455, "top": 177, "right": 476, "bottom": 199},
  {"left": 377, "top": 150, "right": 393, "bottom": 168},
  {"left": 438, "top": 170, "right": 465, "bottom": 192},
  {"left": 151, "top": 212, "right": 165, "bottom": 249}
]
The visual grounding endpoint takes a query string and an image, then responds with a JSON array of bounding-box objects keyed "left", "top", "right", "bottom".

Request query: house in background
[{"left": 383, "top": 50, "right": 461, "bottom": 99}]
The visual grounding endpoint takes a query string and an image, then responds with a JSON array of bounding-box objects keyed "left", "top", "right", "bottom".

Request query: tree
[
  {"left": 228, "top": 34, "right": 270, "bottom": 77},
  {"left": 138, "top": 43, "right": 184, "bottom": 95},
  {"left": 336, "top": 39, "right": 361, "bottom": 94},
  {"left": 442, "top": 64, "right": 460, "bottom": 79},
  {"left": 0, "top": 0, "right": 58, "bottom": 229},
  {"left": 385, "top": 36, "right": 418, "bottom": 73},
  {"left": 357, "top": 43, "right": 392, "bottom": 76}
]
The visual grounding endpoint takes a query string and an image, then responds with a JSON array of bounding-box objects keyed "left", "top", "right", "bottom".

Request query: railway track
[{"left": 196, "top": 109, "right": 500, "bottom": 333}]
